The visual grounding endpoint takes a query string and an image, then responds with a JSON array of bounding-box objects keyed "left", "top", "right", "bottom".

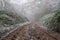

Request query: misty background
[
  {"left": 0, "top": 0, "right": 60, "bottom": 21},
  {"left": 0, "top": 0, "right": 60, "bottom": 38}
]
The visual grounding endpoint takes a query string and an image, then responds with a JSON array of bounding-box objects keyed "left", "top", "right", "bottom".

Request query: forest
[{"left": 0, "top": 0, "right": 60, "bottom": 40}]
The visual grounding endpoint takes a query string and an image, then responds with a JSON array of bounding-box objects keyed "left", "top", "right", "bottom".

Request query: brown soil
[{"left": 1, "top": 23, "right": 60, "bottom": 40}]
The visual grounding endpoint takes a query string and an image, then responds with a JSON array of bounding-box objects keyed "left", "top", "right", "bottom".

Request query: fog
[
  {"left": 0, "top": 0, "right": 60, "bottom": 21},
  {"left": 0, "top": 0, "right": 60, "bottom": 38}
]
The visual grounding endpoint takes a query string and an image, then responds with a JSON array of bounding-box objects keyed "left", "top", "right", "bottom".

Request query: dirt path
[{"left": 1, "top": 23, "right": 60, "bottom": 40}]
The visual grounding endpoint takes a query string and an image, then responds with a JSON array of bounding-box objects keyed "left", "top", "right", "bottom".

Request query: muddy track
[{"left": 1, "top": 23, "right": 60, "bottom": 40}]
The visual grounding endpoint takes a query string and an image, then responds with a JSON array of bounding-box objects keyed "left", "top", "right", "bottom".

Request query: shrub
[
  {"left": 0, "top": 11, "right": 28, "bottom": 27},
  {"left": 44, "top": 10, "right": 60, "bottom": 33}
]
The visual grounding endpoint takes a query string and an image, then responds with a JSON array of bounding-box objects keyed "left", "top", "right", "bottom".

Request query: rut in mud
[{"left": 1, "top": 23, "right": 60, "bottom": 40}]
